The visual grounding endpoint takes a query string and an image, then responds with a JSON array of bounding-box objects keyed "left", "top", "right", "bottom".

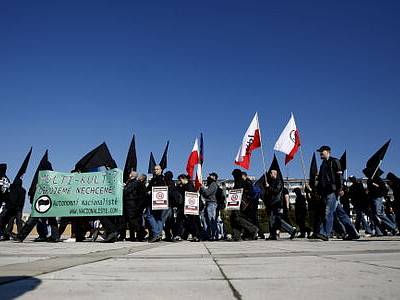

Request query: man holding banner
[
  {"left": 177, "top": 174, "right": 202, "bottom": 242},
  {"left": 229, "top": 169, "right": 259, "bottom": 241},
  {"left": 145, "top": 165, "right": 171, "bottom": 243}
]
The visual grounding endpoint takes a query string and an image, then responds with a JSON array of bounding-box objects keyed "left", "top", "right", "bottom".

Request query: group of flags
[
  {"left": 234, "top": 112, "right": 302, "bottom": 171},
  {"left": 233, "top": 112, "right": 393, "bottom": 183}
]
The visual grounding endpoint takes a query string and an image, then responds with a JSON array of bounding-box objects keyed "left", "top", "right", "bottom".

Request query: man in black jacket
[
  {"left": 348, "top": 176, "right": 373, "bottom": 235},
  {"left": 316, "top": 146, "right": 359, "bottom": 241},
  {"left": 367, "top": 173, "right": 397, "bottom": 236},
  {"left": 145, "top": 165, "right": 171, "bottom": 243},
  {"left": 294, "top": 188, "right": 311, "bottom": 238},
  {"left": 263, "top": 169, "right": 296, "bottom": 240},
  {"left": 230, "top": 169, "right": 259, "bottom": 241},
  {"left": 121, "top": 171, "right": 147, "bottom": 241},
  {"left": 177, "top": 174, "right": 202, "bottom": 241},
  {"left": 0, "top": 178, "right": 25, "bottom": 241}
]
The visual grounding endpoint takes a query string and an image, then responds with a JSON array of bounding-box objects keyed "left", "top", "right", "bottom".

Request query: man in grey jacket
[{"left": 200, "top": 173, "right": 219, "bottom": 241}]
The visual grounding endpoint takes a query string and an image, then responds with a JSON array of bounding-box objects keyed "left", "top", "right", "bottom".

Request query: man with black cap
[
  {"left": 199, "top": 172, "right": 219, "bottom": 241},
  {"left": 387, "top": 172, "right": 400, "bottom": 232},
  {"left": 315, "top": 146, "right": 359, "bottom": 241}
]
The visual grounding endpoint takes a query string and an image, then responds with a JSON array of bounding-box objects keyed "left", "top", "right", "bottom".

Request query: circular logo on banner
[
  {"left": 188, "top": 198, "right": 196, "bottom": 205},
  {"left": 231, "top": 194, "right": 238, "bottom": 201},
  {"left": 35, "top": 195, "right": 52, "bottom": 214},
  {"left": 289, "top": 130, "right": 297, "bottom": 143},
  {"left": 156, "top": 192, "right": 165, "bottom": 200}
]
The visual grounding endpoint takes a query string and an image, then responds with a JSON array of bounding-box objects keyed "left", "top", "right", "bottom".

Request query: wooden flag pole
[
  {"left": 299, "top": 146, "right": 308, "bottom": 188},
  {"left": 371, "top": 160, "right": 383, "bottom": 179}
]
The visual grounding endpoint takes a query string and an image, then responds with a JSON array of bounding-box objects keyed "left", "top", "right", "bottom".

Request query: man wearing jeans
[
  {"left": 145, "top": 165, "right": 171, "bottom": 243},
  {"left": 315, "top": 146, "right": 359, "bottom": 241},
  {"left": 366, "top": 171, "right": 398, "bottom": 236},
  {"left": 200, "top": 173, "right": 219, "bottom": 241}
]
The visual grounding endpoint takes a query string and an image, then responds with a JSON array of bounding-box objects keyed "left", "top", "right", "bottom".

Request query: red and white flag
[
  {"left": 274, "top": 113, "right": 301, "bottom": 165},
  {"left": 234, "top": 113, "right": 262, "bottom": 170},
  {"left": 186, "top": 136, "right": 203, "bottom": 189}
]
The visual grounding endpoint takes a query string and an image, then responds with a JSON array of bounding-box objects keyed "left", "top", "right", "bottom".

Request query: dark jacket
[
  {"left": 367, "top": 177, "right": 388, "bottom": 199},
  {"left": 295, "top": 194, "right": 308, "bottom": 219},
  {"left": 178, "top": 181, "right": 203, "bottom": 211},
  {"left": 200, "top": 181, "right": 218, "bottom": 203},
  {"left": 263, "top": 177, "right": 283, "bottom": 209},
  {"left": 349, "top": 181, "right": 368, "bottom": 210},
  {"left": 317, "top": 157, "right": 343, "bottom": 196},
  {"left": 124, "top": 179, "right": 146, "bottom": 211},
  {"left": 7, "top": 179, "right": 26, "bottom": 211}
]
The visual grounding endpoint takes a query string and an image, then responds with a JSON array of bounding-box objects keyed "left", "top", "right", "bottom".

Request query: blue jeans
[
  {"left": 204, "top": 202, "right": 218, "bottom": 240},
  {"left": 354, "top": 208, "right": 373, "bottom": 234},
  {"left": 144, "top": 207, "right": 172, "bottom": 238},
  {"left": 335, "top": 202, "right": 358, "bottom": 237},
  {"left": 371, "top": 198, "right": 396, "bottom": 232},
  {"left": 320, "top": 193, "right": 338, "bottom": 237}
]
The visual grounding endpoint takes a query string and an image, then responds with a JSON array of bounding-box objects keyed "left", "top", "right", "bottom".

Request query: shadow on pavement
[{"left": 0, "top": 276, "right": 42, "bottom": 300}]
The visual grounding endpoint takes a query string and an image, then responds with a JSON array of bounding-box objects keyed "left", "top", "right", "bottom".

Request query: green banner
[{"left": 31, "top": 169, "right": 123, "bottom": 217}]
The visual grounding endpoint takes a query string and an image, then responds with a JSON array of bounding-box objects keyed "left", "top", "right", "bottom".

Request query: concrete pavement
[{"left": 1, "top": 237, "right": 400, "bottom": 299}]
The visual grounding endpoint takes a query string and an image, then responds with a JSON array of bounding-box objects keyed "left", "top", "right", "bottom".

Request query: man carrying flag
[
  {"left": 235, "top": 113, "right": 261, "bottom": 170},
  {"left": 363, "top": 140, "right": 398, "bottom": 236}
]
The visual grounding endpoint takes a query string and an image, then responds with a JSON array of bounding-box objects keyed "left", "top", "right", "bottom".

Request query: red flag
[
  {"left": 234, "top": 113, "right": 261, "bottom": 170},
  {"left": 186, "top": 136, "right": 203, "bottom": 189}
]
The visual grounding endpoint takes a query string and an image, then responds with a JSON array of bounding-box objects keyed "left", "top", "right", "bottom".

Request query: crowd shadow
[{"left": 0, "top": 276, "right": 42, "bottom": 300}]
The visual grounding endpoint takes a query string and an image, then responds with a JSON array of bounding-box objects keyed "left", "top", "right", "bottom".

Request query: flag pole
[
  {"left": 371, "top": 160, "right": 383, "bottom": 179},
  {"left": 257, "top": 113, "right": 269, "bottom": 186},
  {"left": 299, "top": 146, "right": 308, "bottom": 188}
]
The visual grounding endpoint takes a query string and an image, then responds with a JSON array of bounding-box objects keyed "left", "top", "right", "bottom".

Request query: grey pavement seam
[{"left": 203, "top": 242, "right": 242, "bottom": 300}]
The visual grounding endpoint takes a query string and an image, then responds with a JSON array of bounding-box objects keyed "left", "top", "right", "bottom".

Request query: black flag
[
  {"left": 255, "top": 154, "right": 283, "bottom": 186},
  {"left": 309, "top": 153, "right": 318, "bottom": 189},
  {"left": 28, "top": 150, "right": 53, "bottom": 202},
  {"left": 363, "top": 140, "right": 391, "bottom": 178},
  {"left": 74, "top": 142, "right": 117, "bottom": 172},
  {"left": 14, "top": 147, "right": 33, "bottom": 183},
  {"left": 339, "top": 150, "right": 347, "bottom": 172},
  {"left": 148, "top": 152, "right": 156, "bottom": 174},
  {"left": 268, "top": 154, "right": 284, "bottom": 184},
  {"left": 124, "top": 134, "right": 137, "bottom": 183},
  {"left": 159, "top": 141, "right": 169, "bottom": 170}
]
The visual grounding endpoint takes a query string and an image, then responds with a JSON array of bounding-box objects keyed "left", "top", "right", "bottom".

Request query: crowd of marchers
[{"left": 1, "top": 144, "right": 400, "bottom": 243}]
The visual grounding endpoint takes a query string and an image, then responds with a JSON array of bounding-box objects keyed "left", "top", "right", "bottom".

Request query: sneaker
[
  {"left": 63, "top": 237, "right": 76, "bottom": 243},
  {"left": 148, "top": 234, "right": 162, "bottom": 243},
  {"left": 343, "top": 234, "right": 360, "bottom": 241},
  {"left": 102, "top": 232, "right": 118, "bottom": 243},
  {"left": 314, "top": 233, "right": 329, "bottom": 241}
]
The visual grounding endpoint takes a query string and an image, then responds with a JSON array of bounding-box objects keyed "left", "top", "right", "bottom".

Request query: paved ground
[{"left": 1, "top": 236, "right": 400, "bottom": 299}]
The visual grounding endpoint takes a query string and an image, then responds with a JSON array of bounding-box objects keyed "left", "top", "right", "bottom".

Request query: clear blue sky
[{"left": 1, "top": 1, "right": 399, "bottom": 194}]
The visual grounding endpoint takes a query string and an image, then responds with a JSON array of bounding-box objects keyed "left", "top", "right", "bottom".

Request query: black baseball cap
[{"left": 317, "top": 145, "right": 331, "bottom": 152}]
